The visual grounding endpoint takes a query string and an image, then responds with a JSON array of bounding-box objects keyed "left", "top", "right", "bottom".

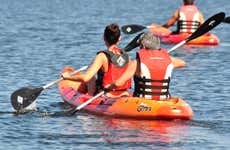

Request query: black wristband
[{"left": 104, "top": 83, "right": 116, "bottom": 92}]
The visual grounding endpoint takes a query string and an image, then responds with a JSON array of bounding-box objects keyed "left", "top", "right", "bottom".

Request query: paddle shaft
[
  {"left": 45, "top": 90, "right": 104, "bottom": 116},
  {"left": 168, "top": 40, "right": 186, "bottom": 53},
  {"left": 75, "top": 91, "right": 105, "bottom": 112},
  {"left": 42, "top": 66, "right": 88, "bottom": 89},
  {"left": 146, "top": 25, "right": 160, "bottom": 29},
  {"left": 49, "top": 91, "right": 105, "bottom": 116},
  {"left": 68, "top": 83, "right": 116, "bottom": 115},
  {"left": 53, "top": 91, "right": 106, "bottom": 116}
]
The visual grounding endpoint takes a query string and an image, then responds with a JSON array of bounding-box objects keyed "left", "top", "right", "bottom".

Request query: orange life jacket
[
  {"left": 97, "top": 47, "right": 131, "bottom": 91},
  {"left": 134, "top": 48, "right": 173, "bottom": 100},
  {"left": 178, "top": 5, "right": 200, "bottom": 33}
]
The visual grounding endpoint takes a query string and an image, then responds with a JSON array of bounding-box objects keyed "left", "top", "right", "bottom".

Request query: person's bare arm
[
  {"left": 170, "top": 56, "right": 186, "bottom": 68},
  {"left": 162, "top": 10, "right": 179, "bottom": 28},
  {"left": 199, "top": 12, "right": 205, "bottom": 24},
  {"left": 62, "top": 53, "right": 106, "bottom": 82}
]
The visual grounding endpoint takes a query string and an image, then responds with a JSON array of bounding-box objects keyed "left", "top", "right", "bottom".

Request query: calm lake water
[{"left": 0, "top": 0, "right": 229, "bottom": 149}]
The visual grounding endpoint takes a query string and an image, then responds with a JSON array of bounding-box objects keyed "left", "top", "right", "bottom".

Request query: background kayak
[{"left": 150, "top": 23, "right": 220, "bottom": 45}]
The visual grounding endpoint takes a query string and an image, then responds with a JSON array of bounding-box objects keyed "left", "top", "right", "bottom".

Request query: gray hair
[{"left": 140, "top": 32, "right": 160, "bottom": 50}]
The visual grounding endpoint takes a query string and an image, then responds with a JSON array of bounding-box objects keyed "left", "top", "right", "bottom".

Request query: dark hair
[
  {"left": 183, "top": 0, "right": 194, "bottom": 5},
  {"left": 104, "top": 23, "right": 120, "bottom": 45}
]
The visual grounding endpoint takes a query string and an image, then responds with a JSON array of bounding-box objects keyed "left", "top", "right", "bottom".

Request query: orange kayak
[
  {"left": 149, "top": 23, "right": 219, "bottom": 45},
  {"left": 58, "top": 67, "right": 193, "bottom": 120}
]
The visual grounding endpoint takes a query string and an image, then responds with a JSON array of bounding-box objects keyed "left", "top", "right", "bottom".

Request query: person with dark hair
[
  {"left": 114, "top": 32, "right": 185, "bottom": 100},
  {"left": 162, "top": 0, "right": 204, "bottom": 34},
  {"left": 62, "top": 23, "right": 131, "bottom": 97}
]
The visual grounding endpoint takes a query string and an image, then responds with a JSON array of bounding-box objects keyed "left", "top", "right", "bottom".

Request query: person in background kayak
[
  {"left": 162, "top": 0, "right": 204, "bottom": 34},
  {"left": 62, "top": 23, "right": 131, "bottom": 97},
  {"left": 114, "top": 32, "right": 185, "bottom": 100}
]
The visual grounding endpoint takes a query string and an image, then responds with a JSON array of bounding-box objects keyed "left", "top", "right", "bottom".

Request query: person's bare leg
[{"left": 87, "top": 76, "right": 96, "bottom": 96}]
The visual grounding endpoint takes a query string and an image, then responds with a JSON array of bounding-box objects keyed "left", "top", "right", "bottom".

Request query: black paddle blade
[
  {"left": 11, "top": 87, "right": 43, "bottom": 111},
  {"left": 123, "top": 32, "right": 144, "bottom": 52},
  {"left": 121, "top": 24, "right": 146, "bottom": 34},
  {"left": 223, "top": 16, "right": 230, "bottom": 23},
  {"left": 187, "top": 12, "right": 225, "bottom": 42}
]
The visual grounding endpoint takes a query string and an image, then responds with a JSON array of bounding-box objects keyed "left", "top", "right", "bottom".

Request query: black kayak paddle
[
  {"left": 123, "top": 32, "right": 144, "bottom": 52},
  {"left": 10, "top": 66, "right": 88, "bottom": 111}
]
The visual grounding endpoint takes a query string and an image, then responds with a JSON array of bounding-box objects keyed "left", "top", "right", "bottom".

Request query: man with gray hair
[
  {"left": 139, "top": 32, "right": 161, "bottom": 50},
  {"left": 115, "top": 32, "right": 186, "bottom": 100}
]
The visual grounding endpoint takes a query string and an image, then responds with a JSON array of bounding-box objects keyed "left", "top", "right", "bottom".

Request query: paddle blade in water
[
  {"left": 223, "top": 16, "right": 230, "bottom": 23},
  {"left": 123, "top": 32, "right": 144, "bottom": 52},
  {"left": 11, "top": 87, "right": 43, "bottom": 111},
  {"left": 121, "top": 24, "right": 146, "bottom": 34},
  {"left": 187, "top": 12, "right": 225, "bottom": 42}
]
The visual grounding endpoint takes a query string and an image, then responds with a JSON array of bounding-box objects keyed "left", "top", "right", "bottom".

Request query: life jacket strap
[
  {"left": 178, "top": 20, "right": 200, "bottom": 32},
  {"left": 134, "top": 76, "right": 171, "bottom": 98},
  {"left": 101, "top": 50, "right": 129, "bottom": 68}
]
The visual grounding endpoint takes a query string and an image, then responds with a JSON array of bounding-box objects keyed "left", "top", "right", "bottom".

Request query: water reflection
[
  {"left": 87, "top": 117, "right": 191, "bottom": 144},
  {"left": 48, "top": 112, "right": 192, "bottom": 145}
]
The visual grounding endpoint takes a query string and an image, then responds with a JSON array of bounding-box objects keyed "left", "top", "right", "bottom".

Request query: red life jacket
[
  {"left": 178, "top": 5, "right": 200, "bottom": 33},
  {"left": 134, "top": 48, "right": 173, "bottom": 100},
  {"left": 97, "top": 47, "right": 131, "bottom": 91}
]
